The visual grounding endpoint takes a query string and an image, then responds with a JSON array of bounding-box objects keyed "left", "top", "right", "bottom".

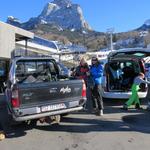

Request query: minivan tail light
[
  {"left": 11, "top": 90, "right": 20, "bottom": 108},
  {"left": 82, "top": 80, "right": 86, "bottom": 97},
  {"left": 141, "top": 60, "right": 146, "bottom": 73}
]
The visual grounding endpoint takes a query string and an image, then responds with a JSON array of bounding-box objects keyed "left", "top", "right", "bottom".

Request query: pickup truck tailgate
[{"left": 17, "top": 80, "right": 83, "bottom": 107}]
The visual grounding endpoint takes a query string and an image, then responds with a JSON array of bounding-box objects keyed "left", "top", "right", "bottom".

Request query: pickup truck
[{"left": 5, "top": 57, "right": 86, "bottom": 124}]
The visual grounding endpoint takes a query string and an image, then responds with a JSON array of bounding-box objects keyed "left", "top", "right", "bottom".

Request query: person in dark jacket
[
  {"left": 90, "top": 56, "right": 104, "bottom": 116},
  {"left": 74, "top": 57, "right": 89, "bottom": 85},
  {"left": 74, "top": 57, "right": 92, "bottom": 111}
]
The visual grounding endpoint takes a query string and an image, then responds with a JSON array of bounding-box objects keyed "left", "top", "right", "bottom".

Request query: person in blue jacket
[{"left": 90, "top": 56, "right": 104, "bottom": 116}]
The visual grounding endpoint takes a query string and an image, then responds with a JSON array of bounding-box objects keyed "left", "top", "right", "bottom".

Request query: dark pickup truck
[{"left": 5, "top": 57, "right": 86, "bottom": 124}]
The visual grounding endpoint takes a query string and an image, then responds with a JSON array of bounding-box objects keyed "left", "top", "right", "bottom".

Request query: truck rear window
[{"left": 15, "top": 60, "right": 58, "bottom": 83}]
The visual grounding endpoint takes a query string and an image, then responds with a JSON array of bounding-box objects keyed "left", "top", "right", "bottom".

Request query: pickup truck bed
[{"left": 5, "top": 57, "right": 86, "bottom": 122}]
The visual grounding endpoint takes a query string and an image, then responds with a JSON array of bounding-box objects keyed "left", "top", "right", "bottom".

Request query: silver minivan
[{"left": 102, "top": 48, "right": 150, "bottom": 99}]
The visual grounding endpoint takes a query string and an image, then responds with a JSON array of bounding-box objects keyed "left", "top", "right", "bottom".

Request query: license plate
[{"left": 41, "top": 103, "right": 66, "bottom": 112}]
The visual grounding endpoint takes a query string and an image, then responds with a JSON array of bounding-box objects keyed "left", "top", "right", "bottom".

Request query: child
[{"left": 123, "top": 72, "right": 150, "bottom": 110}]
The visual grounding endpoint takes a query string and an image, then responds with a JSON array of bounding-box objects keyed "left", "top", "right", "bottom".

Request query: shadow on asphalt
[
  {"left": 76, "top": 100, "right": 148, "bottom": 115},
  {"left": 122, "top": 111, "right": 150, "bottom": 127},
  {"left": 1, "top": 110, "right": 150, "bottom": 139},
  {"left": 0, "top": 106, "right": 28, "bottom": 139},
  {"left": 34, "top": 110, "right": 150, "bottom": 134},
  {"left": 0, "top": 94, "right": 150, "bottom": 138}
]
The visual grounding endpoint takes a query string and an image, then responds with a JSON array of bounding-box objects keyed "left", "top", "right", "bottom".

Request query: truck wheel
[
  {"left": 0, "top": 131, "right": 5, "bottom": 141},
  {"left": 24, "top": 119, "right": 37, "bottom": 128}
]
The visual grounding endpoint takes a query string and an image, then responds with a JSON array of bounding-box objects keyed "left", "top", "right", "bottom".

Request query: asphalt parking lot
[{"left": 0, "top": 93, "right": 150, "bottom": 150}]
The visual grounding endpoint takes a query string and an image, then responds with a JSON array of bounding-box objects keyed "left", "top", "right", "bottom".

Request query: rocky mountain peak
[
  {"left": 37, "top": 0, "right": 91, "bottom": 30},
  {"left": 6, "top": 0, "right": 91, "bottom": 31},
  {"left": 39, "top": 2, "right": 59, "bottom": 18},
  {"left": 53, "top": 0, "right": 72, "bottom": 7}
]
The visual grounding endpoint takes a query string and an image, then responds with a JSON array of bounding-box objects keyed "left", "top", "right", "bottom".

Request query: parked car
[
  {"left": 102, "top": 48, "right": 150, "bottom": 99},
  {"left": 5, "top": 57, "right": 86, "bottom": 124},
  {"left": 56, "top": 61, "right": 71, "bottom": 78},
  {"left": 0, "top": 59, "right": 9, "bottom": 94},
  {"left": 145, "top": 62, "right": 150, "bottom": 81}
]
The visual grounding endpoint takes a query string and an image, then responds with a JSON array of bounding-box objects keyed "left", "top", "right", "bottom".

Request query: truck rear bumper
[{"left": 13, "top": 106, "right": 83, "bottom": 122}]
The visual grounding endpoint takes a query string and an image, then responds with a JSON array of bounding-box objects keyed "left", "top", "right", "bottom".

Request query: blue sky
[{"left": 0, "top": 0, "right": 150, "bottom": 32}]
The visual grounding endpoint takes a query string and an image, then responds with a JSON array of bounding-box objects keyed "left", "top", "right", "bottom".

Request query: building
[
  {"left": 0, "top": 21, "right": 61, "bottom": 59},
  {"left": 16, "top": 36, "right": 60, "bottom": 59},
  {"left": 0, "top": 21, "right": 60, "bottom": 94},
  {"left": 0, "top": 21, "right": 34, "bottom": 59}
]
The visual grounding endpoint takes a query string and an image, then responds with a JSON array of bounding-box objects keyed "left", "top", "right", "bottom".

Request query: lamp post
[{"left": 107, "top": 28, "right": 114, "bottom": 51}]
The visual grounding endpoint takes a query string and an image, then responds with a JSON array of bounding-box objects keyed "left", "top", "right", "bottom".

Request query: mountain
[
  {"left": 136, "top": 19, "right": 150, "bottom": 31},
  {"left": 7, "top": 0, "right": 91, "bottom": 31},
  {"left": 6, "top": 1, "right": 150, "bottom": 50},
  {"left": 7, "top": 16, "right": 22, "bottom": 27}
]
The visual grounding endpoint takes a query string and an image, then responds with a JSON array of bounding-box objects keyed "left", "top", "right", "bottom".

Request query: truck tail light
[
  {"left": 81, "top": 80, "right": 86, "bottom": 97},
  {"left": 11, "top": 90, "right": 20, "bottom": 108}
]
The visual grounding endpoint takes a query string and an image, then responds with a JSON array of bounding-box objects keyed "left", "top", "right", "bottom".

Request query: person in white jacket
[{"left": 123, "top": 72, "right": 150, "bottom": 110}]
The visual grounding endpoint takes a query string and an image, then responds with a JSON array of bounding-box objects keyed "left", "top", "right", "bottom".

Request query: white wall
[
  {"left": 0, "top": 21, "right": 34, "bottom": 59},
  {"left": 0, "top": 23, "right": 15, "bottom": 58}
]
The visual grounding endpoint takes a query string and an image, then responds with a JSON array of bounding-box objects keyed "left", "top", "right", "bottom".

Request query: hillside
[{"left": 6, "top": 0, "right": 150, "bottom": 51}]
